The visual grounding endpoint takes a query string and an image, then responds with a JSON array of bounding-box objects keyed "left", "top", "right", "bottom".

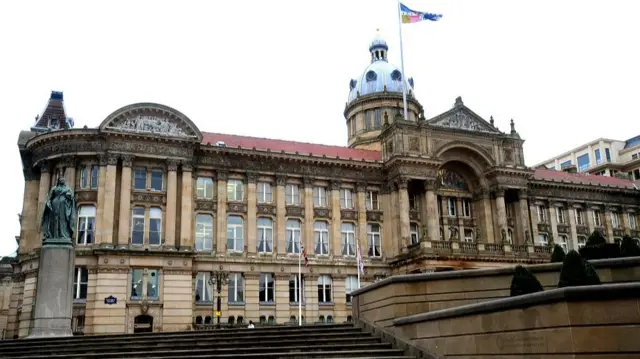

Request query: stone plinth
[{"left": 28, "top": 240, "right": 75, "bottom": 338}]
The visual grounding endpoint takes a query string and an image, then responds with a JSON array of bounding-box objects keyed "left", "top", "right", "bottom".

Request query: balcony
[{"left": 399, "top": 240, "right": 553, "bottom": 263}]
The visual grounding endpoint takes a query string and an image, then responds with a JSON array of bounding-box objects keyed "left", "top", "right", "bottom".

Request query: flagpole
[
  {"left": 357, "top": 246, "right": 361, "bottom": 289},
  {"left": 396, "top": 0, "right": 409, "bottom": 122},
  {"left": 298, "top": 244, "right": 302, "bottom": 326}
]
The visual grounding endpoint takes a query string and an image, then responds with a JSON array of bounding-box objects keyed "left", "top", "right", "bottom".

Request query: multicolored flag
[
  {"left": 400, "top": 3, "right": 443, "bottom": 24},
  {"left": 301, "top": 246, "right": 309, "bottom": 266},
  {"left": 356, "top": 245, "right": 365, "bottom": 274}
]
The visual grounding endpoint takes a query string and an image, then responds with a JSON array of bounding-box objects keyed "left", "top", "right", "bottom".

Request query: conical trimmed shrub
[
  {"left": 620, "top": 235, "right": 640, "bottom": 257},
  {"left": 586, "top": 230, "right": 606, "bottom": 246},
  {"left": 510, "top": 265, "right": 544, "bottom": 297},
  {"left": 558, "top": 250, "right": 601, "bottom": 288},
  {"left": 550, "top": 244, "right": 566, "bottom": 263}
]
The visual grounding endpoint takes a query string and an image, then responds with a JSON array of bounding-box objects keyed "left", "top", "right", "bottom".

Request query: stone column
[
  {"left": 604, "top": 206, "right": 615, "bottom": 242},
  {"left": 548, "top": 204, "right": 560, "bottom": 244},
  {"left": 216, "top": 171, "right": 228, "bottom": 254},
  {"left": 276, "top": 175, "right": 287, "bottom": 255},
  {"left": 21, "top": 170, "right": 41, "bottom": 254},
  {"left": 94, "top": 155, "right": 107, "bottom": 247},
  {"left": 456, "top": 197, "right": 464, "bottom": 241},
  {"left": 517, "top": 189, "right": 531, "bottom": 244},
  {"left": 356, "top": 183, "right": 367, "bottom": 256},
  {"left": 244, "top": 274, "right": 260, "bottom": 322},
  {"left": 179, "top": 162, "right": 193, "bottom": 251},
  {"left": 164, "top": 159, "right": 178, "bottom": 250},
  {"left": 567, "top": 204, "right": 579, "bottom": 250},
  {"left": 621, "top": 207, "right": 632, "bottom": 232},
  {"left": 397, "top": 178, "right": 410, "bottom": 252},
  {"left": 381, "top": 184, "right": 394, "bottom": 256},
  {"left": 36, "top": 162, "right": 51, "bottom": 245},
  {"left": 424, "top": 181, "right": 439, "bottom": 242},
  {"left": 275, "top": 274, "right": 289, "bottom": 323},
  {"left": 586, "top": 206, "right": 596, "bottom": 234},
  {"left": 330, "top": 181, "right": 342, "bottom": 257},
  {"left": 246, "top": 172, "right": 258, "bottom": 255},
  {"left": 62, "top": 156, "right": 76, "bottom": 191},
  {"left": 528, "top": 203, "right": 539, "bottom": 242},
  {"left": 493, "top": 188, "right": 508, "bottom": 242},
  {"left": 303, "top": 177, "right": 314, "bottom": 255},
  {"left": 117, "top": 155, "right": 134, "bottom": 249},
  {"left": 99, "top": 154, "right": 118, "bottom": 247}
]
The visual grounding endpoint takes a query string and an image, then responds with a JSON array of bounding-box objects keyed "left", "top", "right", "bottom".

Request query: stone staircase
[{"left": 0, "top": 323, "right": 415, "bottom": 359}]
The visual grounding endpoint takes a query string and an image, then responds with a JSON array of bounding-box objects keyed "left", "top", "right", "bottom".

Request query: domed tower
[{"left": 345, "top": 32, "right": 423, "bottom": 151}]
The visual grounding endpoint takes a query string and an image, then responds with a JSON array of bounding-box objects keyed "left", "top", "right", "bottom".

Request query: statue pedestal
[{"left": 28, "top": 239, "right": 75, "bottom": 338}]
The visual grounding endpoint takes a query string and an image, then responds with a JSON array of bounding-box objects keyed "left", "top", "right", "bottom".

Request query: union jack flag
[
  {"left": 356, "top": 245, "right": 365, "bottom": 274},
  {"left": 301, "top": 246, "right": 309, "bottom": 266}
]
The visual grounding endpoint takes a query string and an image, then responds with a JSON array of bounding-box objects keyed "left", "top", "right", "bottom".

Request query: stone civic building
[{"left": 5, "top": 35, "right": 640, "bottom": 338}]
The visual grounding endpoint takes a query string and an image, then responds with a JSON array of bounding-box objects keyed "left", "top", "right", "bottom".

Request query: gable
[
  {"left": 99, "top": 103, "right": 202, "bottom": 141},
  {"left": 427, "top": 107, "right": 501, "bottom": 135}
]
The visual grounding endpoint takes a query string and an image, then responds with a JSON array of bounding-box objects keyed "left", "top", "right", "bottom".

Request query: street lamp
[{"left": 208, "top": 269, "right": 229, "bottom": 329}]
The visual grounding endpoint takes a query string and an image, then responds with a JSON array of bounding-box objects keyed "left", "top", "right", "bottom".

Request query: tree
[
  {"left": 510, "top": 265, "right": 544, "bottom": 297},
  {"left": 550, "top": 245, "right": 566, "bottom": 263},
  {"left": 620, "top": 235, "right": 640, "bottom": 257},
  {"left": 558, "top": 250, "right": 601, "bottom": 288}
]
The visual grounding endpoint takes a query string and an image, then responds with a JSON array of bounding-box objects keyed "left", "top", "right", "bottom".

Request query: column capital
[
  {"left": 98, "top": 154, "right": 108, "bottom": 166},
  {"left": 39, "top": 161, "right": 50, "bottom": 173},
  {"left": 491, "top": 187, "right": 506, "bottom": 198},
  {"left": 181, "top": 161, "right": 193, "bottom": 172},
  {"left": 380, "top": 182, "right": 393, "bottom": 194},
  {"left": 355, "top": 182, "right": 367, "bottom": 193},
  {"left": 518, "top": 188, "right": 528, "bottom": 199},
  {"left": 330, "top": 180, "right": 341, "bottom": 191},
  {"left": 303, "top": 176, "right": 314, "bottom": 188},
  {"left": 106, "top": 154, "right": 119, "bottom": 166},
  {"left": 165, "top": 158, "right": 179, "bottom": 171},
  {"left": 473, "top": 188, "right": 490, "bottom": 200},
  {"left": 246, "top": 171, "right": 258, "bottom": 184},
  {"left": 424, "top": 178, "right": 438, "bottom": 191},
  {"left": 61, "top": 156, "right": 76, "bottom": 168},
  {"left": 276, "top": 174, "right": 287, "bottom": 186},
  {"left": 121, "top": 155, "right": 135, "bottom": 168},
  {"left": 395, "top": 177, "right": 409, "bottom": 190},
  {"left": 216, "top": 170, "right": 228, "bottom": 181}
]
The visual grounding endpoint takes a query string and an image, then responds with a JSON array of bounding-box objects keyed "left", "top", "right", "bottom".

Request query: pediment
[
  {"left": 427, "top": 107, "right": 500, "bottom": 135},
  {"left": 99, "top": 103, "right": 202, "bottom": 141}
]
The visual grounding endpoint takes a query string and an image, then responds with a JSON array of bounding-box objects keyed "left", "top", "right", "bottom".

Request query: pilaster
[
  {"left": 330, "top": 181, "right": 341, "bottom": 257},
  {"left": 567, "top": 204, "right": 579, "bottom": 250},
  {"left": 356, "top": 183, "right": 367, "bottom": 256},
  {"left": 493, "top": 188, "right": 508, "bottom": 242},
  {"left": 585, "top": 206, "right": 596, "bottom": 234},
  {"left": 424, "top": 180, "right": 439, "bottom": 242},
  {"left": 604, "top": 206, "right": 616, "bottom": 242},
  {"left": 164, "top": 159, "right": 178, "bottom": 250},
  {"left": 179, "top": 162, "right": 193, "bottom": 251},
  {"left": 276, "top": 175, "right": 287, "bottom": 255},
  {"left": 95, "top": 155, "right": 107, "bottom": 247},
  {"left": 20, "top": 173, "right": 40, "bottom": 254},
  {"left": 380, "top": 184, "right": 394, "bottom": 257},
  {"left": 117, "top": 155, "right": 133, "bottom": 249},
  {"left": 517, "top": 189, "right": 531, "bottom": 244},
  {"left": 100, "top": 154, "right": 118, "bottom": 247},
  {"left": 397, "top": 178, "right": 410, "bottom": 252},
  {"left": 246, "top": 172, "right": 257, "bottom": 255},
  {"left": 528, "top": 204, "right": 539, "bottom": 242},
  {"left": 216, "top": 171, "right": 228, "bottom": 254},
  {"left": 36, "top": 162, "right": 51, "bottom": 248},
  {"left": 548, "top": 205, "right": 560, "bottom": 244},
  {"left": 303, "top": 177, "right": 314, "bottom": 255},
  {"left": 61, "top": 156, "right": 76, "bottom": 191},
  {"left": 274, "top": 274, "right": 289, "bottom": 323}
]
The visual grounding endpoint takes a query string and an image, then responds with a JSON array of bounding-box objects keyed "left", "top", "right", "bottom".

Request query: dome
[{"left": 348, "top": 33, "right": 414, "bottom": 104}]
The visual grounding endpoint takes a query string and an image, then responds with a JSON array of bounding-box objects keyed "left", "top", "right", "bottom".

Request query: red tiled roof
[
  {"left": 533, "top": 168, "right": 637, "bottom": 189},
  {"left": 202, "top": 132, "right": 382, "bottom": 161}
]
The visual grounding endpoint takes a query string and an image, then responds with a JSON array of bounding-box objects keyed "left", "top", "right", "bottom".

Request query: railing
[{"left": 419, "top": 240, "right": 552, "bottom": 261}]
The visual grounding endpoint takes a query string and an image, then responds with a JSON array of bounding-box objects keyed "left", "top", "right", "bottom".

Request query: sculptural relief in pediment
[
  {"left": 429, "top": 110, "right": 499, "bottom": 134},
  {"left": 106, "top": 114, "right": 195, "bottom": 138}
]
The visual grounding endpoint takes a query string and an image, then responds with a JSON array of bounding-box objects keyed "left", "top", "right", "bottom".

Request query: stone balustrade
[{"left": 419, "top": 240, "right": 552, "bottom": 260}]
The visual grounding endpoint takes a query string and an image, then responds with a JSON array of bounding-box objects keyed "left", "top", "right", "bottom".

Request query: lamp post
[{"left": 208, "top": 270, "right": 229, "bottom": 329}]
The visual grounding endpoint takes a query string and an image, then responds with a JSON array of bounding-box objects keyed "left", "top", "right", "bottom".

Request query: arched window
[
  {"left": 76, "top": 205, "right": 96, "bottom": 245},
  {"left": 195, "top": 316, "right": 203, "bottom": 325},
  {"left": 327, "top": 315, "right": 334, "bottom": 323},
  {"left": 228, "top": 316, "right": 235, "bottom": 325},
  {"left": 314, "top": 221, "right": 329, "bottom": 255},
  {"left": 257, "top": 217, "right": 273, "bottom": 253},
  {"left": 259, "top": 316, "right": 266, "bottom": 325},
  {"left": 286, "top": 219, "right": 302, "bottom": 254},
  {"left": 237, "top": 316, "right": 244, "bottom": 324},
  {"left": 204, "top": 316, "right": 212, "bottom": 324},
  {"left": 227, "top": 215, "right": 244, "bottom": 252},
  {"left": 195, "top": 214, "right": 213, "bottom": 251},
  {"left": 267, "top": 316, "right": 275, "bottom": 325}
]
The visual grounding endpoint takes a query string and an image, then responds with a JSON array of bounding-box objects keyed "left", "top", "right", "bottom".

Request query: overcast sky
[{"left": 1, "top": 0, "right": 638, "bottom": 256}]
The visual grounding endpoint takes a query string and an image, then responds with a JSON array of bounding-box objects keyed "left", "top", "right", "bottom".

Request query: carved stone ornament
[
  {"left": 227, "top": 202, "right": 248, "bottom": 214},
  {"left": 195, "top": 200, "right": 216, "bottom": 212},
  {"left": 303, "top": 176, "right": 314, "bottom": 188},
  {"left": 396, "top": 177, "right": 409, "bottom": 190},
  {"left": 132, "top": 193, "right": 166, "bottom": 205},
  {"left": 313, "top": 208, "right": 331, "bottom": 219},
  {"left": 286, "top": 206, "right": 304, "bottom": 218},
  {"left": 409, "top": 211, "right": 420, "bottom": 221},
  {"left": 356, "top": 182, "right": 367, "bottom": 193},
  {"left": 537, "top": 223, "right": 551, "bottom": 233},
  {"left": 556, "top": 224, "right": 570, "bottom": 234},
  {"left": 166, "top": 159, "right": 179, "bottom": 171},
  {"left": 107, "top": 154, "right": 119, "bottom": 166},
  {"left": 257, "top": 204, "right": 276, "bottom": 216},
  {"left": 340, "top": 209, "right": 357, "bottom": 220},
  {"left": 276, "top": 175, "right": 287, "bottom": 187},
  {"left": 121, "top": 155, "right": 135, "bottom": 168},
  {"left": 109, "top": 141, "right": 191, "bottom": 158},
  {"left": 98, "top": 154, "right": 108, "bottom": 166},
  {"left": 107, "top": 114, "right": 193, "bottom": 138},
  {"left": 429, "top": 109, "right": 499, "bottom": 134},
  {"left": 75, "top": 190, "right": 98, "bottom": 203},
  {"left": 366, "top": 211, "right": 383, "bottom": 222},
  {"left": 330, "top": 180, "right": 341, "bottom": 191},
  {"left": 246, "top": 171, "right": 258, "bottom": 184},
  {"left": 216, "top": 170, "right": 228, "bottom": 181},
  {"left": 61, "top": 156, "right": 76, "bottom": 167},
  {"left": 40, "top": 161, "right": 50, "bottom": 173},
  {"left": 31, "top": 139, "right": 105, "bottom": 164},
  {"left": 408, "top": 136, "right": 420, "bottom": 152},
  {"left": 181, "top": 161, "right": 193, "bottom": 172}
]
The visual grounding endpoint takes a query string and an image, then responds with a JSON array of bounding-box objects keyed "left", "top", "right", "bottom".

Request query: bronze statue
[{"left": 41, "top": 176, "right": 76, "bottom": 243}]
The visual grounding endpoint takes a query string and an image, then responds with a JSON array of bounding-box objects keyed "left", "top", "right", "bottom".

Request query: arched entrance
[{"left": 134, "top": 315, "right": 153, "bottom": 333}]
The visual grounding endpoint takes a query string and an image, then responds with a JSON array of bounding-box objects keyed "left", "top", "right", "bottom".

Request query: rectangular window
[
  {"left": 595, "top": 149, "right": 601, "bottom": 164},
  {"left": 195, "top": 214, "right": 214, "bottom": 251},
  {"left": 73, "top": 267, "right": 88, "bottom": 300},
  {"left": 340, "top": 189, "right": 353, "bottom": 209},
  {"left": 257, "top": 182, "right": 273, "bottom": 203},
  {"left": 314, "top": 221, "right": 329, "bottom": 255},
  {"left": 286, "top": 219, "right": 302, "bottom": 254},
  {"left": 131, "top": 207, "right": 145, "bottom": 245},
  {"left": 558, "top": 235, "right": 568, "bottom": 253},
  {"left": 134, "top": 168, "right": 147, "bottom": 190},
  {"left": 227, "top": 215, "right": 244, "bottom": 252},
  {"left": 196, "top": 177, "right": 214, "bottom": 199},
  {"left": 556, "top": 207, "right": 565, "bottom": 224},
  {"left": 147, "top": 269, "right": 160, "bottom": 299},
  {"left": 313, "top": 187, "right": 327, "bottom": 207},
  {"left": 560, "top": 160, "right": 572, "bottom": 169},
  {"left": 90, "top": 166, "right": 99, "bottom": 189},
  {"left": 538, "top": 233, "right": 548, "bottom": 246},
  {"left": 227, "top": 179, "right": 244, "bottom": 201},
  {"left": 150, "top": 169, "right": 163, "bottom": 191},
  {"left": 629, "top": 213, "right": 638, "bottom": 230},
  {"left": 257, "top": 217, "right": 273, "bottom": 253},
  {"left": 285, "top": 184, "right": 300, "bottom": 205},
  {"left": 367, "top": 223, "right": 382, "bottom": 257},
  {"left": 410, "top": 223, "right": 419, "bottom": 244},
  {"left": 612, "top": 211, "right": 620, "bottom": 228},
  {"left": 259, "top": 273, "right": 275, "bottom": 303},
  {"left": 79, "top": 166, "right": 88, "bottom": 189},
  {"left": 577, "top": 153, "right": 590, "bottom": 172},
  {"left": 148, "top": 207, "right": 162, "bottom": 246},
  {"left": 373, "top": 109, "right": 381, "bottom": 129},
  {"left": 364, "top": 110, "right": 372, "bottom": 130},
  {"left": 464, "top": 229, "right": 473, "bottom": 242},
  {"left": 345, "top": 276, "right": 358, "bottom": 304},
  {"left": 195, "top": 272, "right": 213, "bottom": 302},
  {"left": 593, "top": 210, "right": 602, "bottom": 227},
  {"left": 76, "top": 205, "right": 96, "bottom": 245},
  {"left": 289, "top": 275, "right": 304, "bottom": 303},
  {"left": 446, "top": 197, "right": 456, "bottom": 217},
  {"left": 131, "top": 268, "right": 160, "bottom": 299},
  {"left": 577, "top": 236, "right": 587, "bottom": 249},
  {"left": 228, "top": 273, "right": 244, "bottom": 303},
  {"left": 409, "top": 194, "right": 419, "bottom": 210},
  {"left": 605, "top": 148, "right": 611, "bottom": 161},
  {"left": 633, "top": 153, "right": 639, "bottom": 160},
  {"left": 575, "top": 208, "right": 584, "bottom": 225},
  {"left": 365, "top": 191, "right": 379, "bottom": 211},
  {"left": 462, "top": 198, "right": 471, "bottom": 217},
  {"left": 536, "top": 205, "right": 547, "bottom": 223},
  {"left": 317, "top": 275, "right": 333, "bottom": 304},
  {"left": 341, "top": 222, "right": 356, "bottom": 256}
]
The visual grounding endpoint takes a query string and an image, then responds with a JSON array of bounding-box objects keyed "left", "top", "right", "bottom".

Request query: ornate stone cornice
[
  {"left": 121, "top": 154, "right": 135, "bottom": 168},
  {"left": 166, "top": 158, "right": 179, "bottom": 171},
  {"left": 276, "top": 174, "right": 287, "bottom": 186},
  {"left": 97, "top": 267, "right": 130, "bottom": 274},
  {"left": 518, "top": 188, "right": 528, "bottom": 198},
  {"left": 246, "top": 171, "right": 258, "bottom": 184}
]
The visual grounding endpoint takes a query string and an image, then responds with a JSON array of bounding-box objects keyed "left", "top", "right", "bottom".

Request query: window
[
  {"left": 289, "top": 275, "right": 304, "bottom": 303},
  {"left": 317, "top": 275, "right": 332, "bottom": 304},
  {"left": 507, "top": 228, "right": 513, "bottom": 244},
  {"left": 313, "top": 187, "right": 327, "bottom": 207},
  {"left": 227, "top": 216, "right": 244, "bottom": 252},
  {"left": 195, "top": 214, "right": 214, "bottom": 251},
  {"left": 79, "top": 165, "right": 99, "bottom": 189},
  {"left": 286, "top": 219, "right": 302, "bottom": 254},
  {"left": 148, "top": 207, "right": 162, "bottom": 246},
  {"left": 131, "top": 268, "right": 160, "bottom": 300},
  {"left": 134, "top": 168, "right": 147, "bottom": 190},
  {"left": 446, "top": 197, "right": 456, "bottom": 217},
  {"left": 409, "top": 194, "right": 419, "bottom": 210},
  {"left": 558, "top": 235, "right": 568, "bottom": 252},
  {"left": 195, "top": 272, "right": 213, "bottom": 302},
  {"left": 227, "top": 179, "right": 244, "bottom": 201},
  {"left": 257, "top": 218, "right": 273, "bottom": 253},
  {"left": 462, "top": 199, "right": 471, "bottom": 217},
  {"left": 577, "top": 236, "right": 587, "bottom": 249},
  {"left": 365, "top": 110, "right": 372, "bottom": 130},
  {"left": 345, "top": 276, "right": 358, "bottom": 304},
  {"left": 575, "top": 209, "right": 584, "bottom": 225},
  {"left": 196, "top": 177, "right": 214, "bottom": 199},
  {"left": 341, "top": 222, "right": 356, "bottom": 256},
  {"left": 259, "top": 273, "right": 275, "bottom": 303},
  {"left": 612, "top": 211, "right": 620, "bottom": 228},
  {"left": 340, "top": 189, "right": 353, "bottom": 209},
  {"left": 464, "top": 229, "right": 473, "bottom": 242},
  {"left": 410, "top": 223, "right": 419, "bottom": 244},
  {"left": 257, "top": 182, "right": 273, "bottom": 203},
  {"left": 593, "top": 210, "right": 602, "bottom": 227},
  {"left": 365, "top": 191, "right": 379, "bottom": 211},
  {"left": 285, "top": 184, "right": 300, "bottom": 205},
  {"left": 556, "top": 207, "right": 565, "bottom": 224},
  {"left": 560, "top": 160, "right": 572, "bottom": 170},
  {"left": 150, "top": 169, "right": 163, "bottom": 191},
  {"left": 538, "top": 233, "right": 548, "bottom": 246},
  {"left": 368, "top": 223, "right": 382, "bottom": 257},
  {"left": 374, "top": 108, "right": 381, "bottom": 128},
  {"left": 76, "top": 205, "right": 96, "bottom": 245},
  {"left": 595, "top": 149, "right": 601, "bottom": 164},
  {"left": 605, "top": 148, "right": 611, "bottom": 162},
  {"left": 131, "top": 207, "right": 145, "bottom": 245},
  {"left": 228, "top": 273, "right": 244, "bottom": 303},
  {"left": 73, "top": 267, "right": 88, "bottom": 300},
  {"left": 629, "top": 213, "right": 638, "bottom": 230},
  {"left": 577, "top": 153, "right": 590, "bottom": 172},
  {"left": 536, "top": 205, "right": 547, "bottom": 223},
  {"left": 79, "top": 166, "right": 88, "bottom": 189},
  {"left": 314, "top": 221, "right": 329, "bottom": 255}
]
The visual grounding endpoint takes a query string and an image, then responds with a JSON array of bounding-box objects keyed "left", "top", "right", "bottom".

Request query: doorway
[{"left": 134, "top": 315, "right": 153, "bottom": 333}]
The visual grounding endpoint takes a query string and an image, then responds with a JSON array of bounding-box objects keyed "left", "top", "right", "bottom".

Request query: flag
[
  {"left": 301, "top": 246, "right": 309, "bottom": 267},
  {"left": 400, "top": 3, "right": 443, "bottom": 24},
  {"left": 356, "top": 245, "right": 365, "bottom": 274}
]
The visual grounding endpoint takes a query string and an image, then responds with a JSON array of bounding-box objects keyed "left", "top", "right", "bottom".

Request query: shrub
[
  {"left": 550, "top": 245, "right": 566, "bottom": 263},
  {"left": 620, "top": 235, "right": 640, "bottom": 257},
  {"left": 586, "top": 230, "right": 606, "bottom": 246},
  {"left": 558, "top": 250, "right": 601, "bottom": 288},
  {"left": 510, "top": 265, "right": 544, "bottom": 297},
  {"left": 579, "top": 230, "right": 620, "bottom": 260}
]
